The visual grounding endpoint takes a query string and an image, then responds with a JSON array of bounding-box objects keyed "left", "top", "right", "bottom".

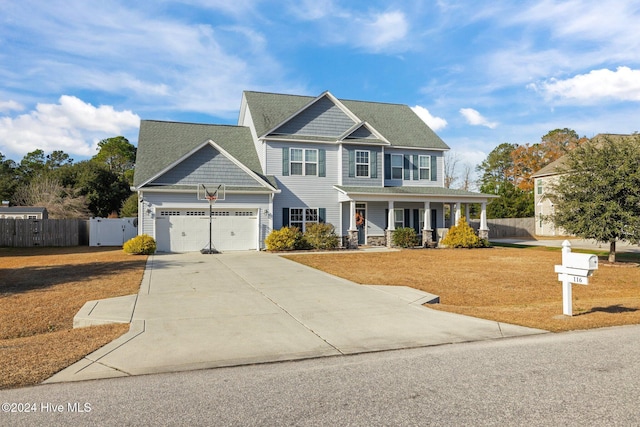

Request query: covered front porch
[{"left": 334, "top": 186, "right": 493, "bottom": 249}]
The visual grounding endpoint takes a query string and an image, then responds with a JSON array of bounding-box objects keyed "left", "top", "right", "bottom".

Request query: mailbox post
[{"left": 554, "top": 240, "right": 598, "bottom": 316}]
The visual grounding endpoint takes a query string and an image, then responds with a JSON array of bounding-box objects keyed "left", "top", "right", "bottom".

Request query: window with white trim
[
  {"left": 355, "top": 150, "right": 370, "bottom": 177},
  {"left": 537, "top": 179, "right": 543, "bottom": 195},
  {"left": 290, "top": 208, "right": 319, "bottom": 231},
  {"left": 290, "top": 148, "right": 318, "bottom": 176},
  {"left": 394, "top": 209, "right": 404, "bottom": 229},
  {"left": 419, "top": 155, "right": 430, "bottom": 180},
  {"left": 391, "top": 154, "right": 403, "bottom": 180}
]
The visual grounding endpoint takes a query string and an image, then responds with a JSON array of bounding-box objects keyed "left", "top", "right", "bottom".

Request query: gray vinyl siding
[
  {"left": 384, "top": 150, "right": 443, "bottom": 187},
  {"left": 342, "top": 145, "right": 383, "bottom": 186},
  {"left": 153, "top": 145, "right": 261, "bottom": 187},
  {"left": 266, "top": 141, "right": 341, "bottom": 230},
  {"left": 140, "top": 191, "right": 271, "bottom": 248},
  {"left": 346, "top": 125, "right": 377, "bottom": 139},
  {"left": 272, "top": 97, "right": 355, "bottom": 137}
]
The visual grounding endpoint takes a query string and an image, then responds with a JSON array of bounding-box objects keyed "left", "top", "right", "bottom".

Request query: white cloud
[
  {"left": 356, "top": 11, "right": 409, "bottom": 51},
  {"left": 0, "top": 96, "right": 139, "bottom": 159},
  {"left": 459, "top": 108, "right": 498, "bottom": 129},
  {"left": 531, "top": 67, "right": 640, "bottom": 103},
  {"left": 0, "top": 100, "right": 24, "bottom": 113},
  {"left": 411, "top": 105, "right": 447, "bottom": 131}
]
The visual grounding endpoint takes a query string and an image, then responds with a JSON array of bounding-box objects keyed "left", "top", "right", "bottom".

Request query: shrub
[
  {"left": 123, "top": 234, "right": 156, "bottom": 254},
  {"left": 303, "top": 222, "right": 339, "bottom": 250},
  {"left": 265, "top": 226, "right": 303, "bottom": 251},
  {"left": 392, "top": 227, "right": 419, "bottom": 248},
  {"left": 441, "top": 217, "right": 486, "bottom": 248}
]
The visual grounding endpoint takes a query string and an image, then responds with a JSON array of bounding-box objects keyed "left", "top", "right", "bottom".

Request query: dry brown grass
[
  {"left": 285, "top": 246, "right": 640, "bottom": 333},
  {"left": 0, "top": 247, "right": 146, "bottom": 389}
]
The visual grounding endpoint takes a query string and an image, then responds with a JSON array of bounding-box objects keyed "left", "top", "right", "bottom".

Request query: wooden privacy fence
[
  {"left": 0, "top": 219, "right": 89, "bottom": 247},
  {"left": 469, "top": 217, "right": 535, "bottom": 239}
]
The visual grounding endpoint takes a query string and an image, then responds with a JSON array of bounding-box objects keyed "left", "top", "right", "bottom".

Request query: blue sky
[{"left": 1, "top": 0, "right": 639, "bottom": 178}]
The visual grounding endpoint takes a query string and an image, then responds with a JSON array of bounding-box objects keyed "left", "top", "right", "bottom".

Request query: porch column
[
  {"left": 465, "top": 203, "right": 471, "bottom": 221},
  {"left": 454, "top": 203, "right": 462, "bottom": 225},
  {"left": 386, "top": 200, "right": 395, "bottom": 248},
  {"left": 479, "top": 202, "right": 489, "bottom": 240},
  {"left": 347, "top": 200, "right": 358, "bottom": 249},
  {"left": 349, "top": 200, "right": 357, "bottom": 231},
  {"left": 422, "top": 201, "right": 432, "bottom": 247}
]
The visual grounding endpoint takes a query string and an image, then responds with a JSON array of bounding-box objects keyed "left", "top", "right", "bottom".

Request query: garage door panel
[{"left": 156, "top": 213, "right": 257, "bottom": 252}]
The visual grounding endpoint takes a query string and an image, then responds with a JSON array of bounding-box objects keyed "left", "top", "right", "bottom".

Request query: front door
[{"left": 356, "top": 203, "right": 366, "bottom": 245}]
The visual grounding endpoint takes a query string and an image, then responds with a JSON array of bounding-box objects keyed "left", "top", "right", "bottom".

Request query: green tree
[
  {"left": 549, "top": 135, "right": 640, "bottom": 262},
  {"left": 72, "top": 161, "right": 131, "bottom": 217},
  {"left": 477, "top": 143, "right": 532, "bottom": 218},
  {"left": 120, "top": 193, "right": 139, "bottom": 217},
  {"left": 477, "top": 143, "right": 516, "bottom": 189},
  {"left": 93, "top": 136, "right": 136, "bottom": 184},
  {"left": 18, "top": 149, "right": 47, "bottom": 179},
  {"left": 0, "top": 152, "right": 19, "bottom": 202}
]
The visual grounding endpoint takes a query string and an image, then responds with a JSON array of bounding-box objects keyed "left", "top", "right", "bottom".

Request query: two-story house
[{"left": 133, "top": 90, "right": 493, "bottom": 252}]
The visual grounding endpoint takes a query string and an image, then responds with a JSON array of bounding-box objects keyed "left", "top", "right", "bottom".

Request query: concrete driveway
[{"left": 47, "top": 251, "right": 545, "bottom": 383}]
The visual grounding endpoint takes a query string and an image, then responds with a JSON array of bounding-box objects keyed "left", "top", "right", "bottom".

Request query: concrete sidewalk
[
  {"left": 492, "top": 238, "right": 640, "bottom": 253},
  {"left": 46, "top": 251, "right": 545, "bottom": 384}
]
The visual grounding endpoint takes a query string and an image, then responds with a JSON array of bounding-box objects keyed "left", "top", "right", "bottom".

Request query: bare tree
[
  {"left": 444, "top": 151, "right": 460, "bottom": 189},
  {"left": 11, "top": 176, "right": 90, "bottom": 218},
  {"left": 460, "top": 163, "right": 474, "bottom": 191}
]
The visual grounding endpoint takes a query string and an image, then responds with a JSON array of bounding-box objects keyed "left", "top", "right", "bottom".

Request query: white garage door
[{"left": 155, "top": 210, "right": 257, "bottom": 252}]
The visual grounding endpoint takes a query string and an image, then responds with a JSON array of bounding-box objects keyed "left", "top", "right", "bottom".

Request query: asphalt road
[{"left": 2, "top": 325, "right": 639, "bottom": 426}]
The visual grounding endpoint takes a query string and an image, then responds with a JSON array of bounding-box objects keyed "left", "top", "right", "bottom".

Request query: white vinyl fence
[{"left": 89, "top": 218, "right": 138, "bottom": 246}]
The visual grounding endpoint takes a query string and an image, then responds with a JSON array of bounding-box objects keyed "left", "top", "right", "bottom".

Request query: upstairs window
[
  {"left": 355, "top": 150, "right": 370, "bottom": 177},
  {"left": 391, "top": 154, "right": 403, "bottom": 180},
  {"left": 290, "top": 148, "right": 318, "bottom": 176},
  {"left": 419, "top": 155, "right": 431, "bottom": 180}
]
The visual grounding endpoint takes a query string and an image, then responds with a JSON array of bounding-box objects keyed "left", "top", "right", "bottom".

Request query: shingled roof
[
  {"left": 134, "top": 120, "right": 266, "bottom": 188},
  {"left": 243, "top": 91, "right": 450, "bottom": 150}
]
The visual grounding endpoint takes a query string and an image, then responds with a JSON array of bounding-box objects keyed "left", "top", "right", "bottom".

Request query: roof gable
[
  {"left": 339, "top": 121, "right": 389, "bottom": 145},
  {"left": 243, "top": 91, "right": 449, "bottom": 150},
  {"left": 151, "top": 143, "right": 265, "bottom": 188},
  {"left": 134, "top": 120, "right": 269, "bottom": 189},
  {"left": 270, "top": 93, "right": 357, "bottom": 138}
]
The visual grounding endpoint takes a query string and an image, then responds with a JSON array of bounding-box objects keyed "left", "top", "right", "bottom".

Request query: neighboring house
[
  {"left": 532, "top": 133, "right": 634, "bottom": 236},
  {"left": 133, "top": 90, "right": 494, "bottom": 252},
  {"left": 0, "top": 205, "right": 48, "bottom": 219}
]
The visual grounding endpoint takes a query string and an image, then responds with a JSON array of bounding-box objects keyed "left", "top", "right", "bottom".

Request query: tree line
[
  {"left": 0, "top": 136, "right": 137, "bottom": 219},
  {"left": 475, "top": 128, "right": 588, "bottom": 218}
]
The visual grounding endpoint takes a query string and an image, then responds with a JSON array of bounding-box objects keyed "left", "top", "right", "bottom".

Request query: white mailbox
[
  {"left": 563, "top": 253, "right": 598, "bottom": 275},
  {"left": 555, "top": 240, "right": 599, "bottom": 316}
]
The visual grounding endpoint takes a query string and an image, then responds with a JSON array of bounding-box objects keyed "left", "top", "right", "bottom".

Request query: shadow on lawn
[
  {"left": 0, "top": 259, "right": 147, "bottom": 295},
  {"left": 577, "top": 305, "right": 639, "bottom": 315}
]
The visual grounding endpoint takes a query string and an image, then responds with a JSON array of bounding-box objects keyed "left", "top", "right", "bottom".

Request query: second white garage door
[{"left": 156, "top": 210, "right": 258, "bottom": 252}]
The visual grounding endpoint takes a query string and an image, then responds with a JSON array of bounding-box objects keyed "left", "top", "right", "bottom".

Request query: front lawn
[
  {"left": 0, "top": 247, "right": 146, "bottom": 389},
  {"left": 284, "top": 246, "right": 640, "bottom": 332}
]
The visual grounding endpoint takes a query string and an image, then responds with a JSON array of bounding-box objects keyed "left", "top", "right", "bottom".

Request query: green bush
[
  {"left": 265, "top": 226, "right": 303, "bottom": 251},
  {"left": 123, "top": 234, "right": 156, "bottom": 254},
  {"left": 392, "top": 227, "right": 419, "bottom": 248},
  {"left": 441, "top": 217, "right": 486, "bottom": 248},
  {"left": 303, "top": 222, "right": 339, "bottom": 250}
]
